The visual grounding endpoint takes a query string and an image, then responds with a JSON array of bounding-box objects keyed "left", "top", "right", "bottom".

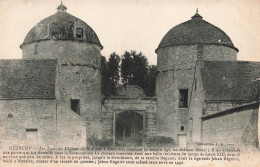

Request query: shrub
[{"left": 147, "top": 136, "right": 175, "bottom": 147}]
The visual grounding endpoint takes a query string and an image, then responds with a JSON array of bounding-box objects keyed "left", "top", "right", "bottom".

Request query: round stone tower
[
  {"left": 20, "top": 2, "right": 103, "bottom": 145},
  {"left": 155, "top": 11, "right": 238, "bottom": 144}
]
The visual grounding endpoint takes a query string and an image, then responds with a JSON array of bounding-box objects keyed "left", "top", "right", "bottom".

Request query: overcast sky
[{"left": 0, "top": 0, "right": 259, "bottom": 65}]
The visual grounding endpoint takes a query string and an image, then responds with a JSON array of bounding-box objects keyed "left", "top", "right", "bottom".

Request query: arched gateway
[
  {"left": 102, "top": 85, "right": 157, "bottom": 147},
  {"left": 114, "top": 110, "right": 145, "bottom": 146}
]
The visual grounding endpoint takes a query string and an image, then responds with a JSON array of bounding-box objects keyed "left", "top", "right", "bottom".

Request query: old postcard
[{"left": 0, "top": 0, "right": 259, "bottom": 166}]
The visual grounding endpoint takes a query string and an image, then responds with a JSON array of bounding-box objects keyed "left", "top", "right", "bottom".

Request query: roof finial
[
  {"left": 57, "top": 0, "right": 67, "bottom": 12},
  {"left": 191, "top": 8, "right": 202, "bottom": 19}
]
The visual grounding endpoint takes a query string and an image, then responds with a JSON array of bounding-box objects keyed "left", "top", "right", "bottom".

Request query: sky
[{"left": 0, "top": 0, "right": 259, "bottom": 65}]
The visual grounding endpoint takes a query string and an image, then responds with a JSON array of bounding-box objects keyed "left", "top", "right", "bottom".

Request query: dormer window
[{"left": 76, "top": 28, "right": 83, "bottom": 38}]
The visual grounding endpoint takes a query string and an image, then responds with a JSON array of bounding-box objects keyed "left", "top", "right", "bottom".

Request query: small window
[
  {"left": 71, "top": 99, "right": 80, "bottom": 115},
  {"left": 180, "top": 126, "right": 184, "bottom": 131},
  {"left": 34, "top": 45, "right": 38, "bottom": 54},
  {"left": 26, "top": 129, "right": 38, "bottom": 132},
  {"left": 179, "top": 89, "right": 188, "bottom": 108},
  {"left": 76, "top": 28, "right": 83, "bottom": 38}
]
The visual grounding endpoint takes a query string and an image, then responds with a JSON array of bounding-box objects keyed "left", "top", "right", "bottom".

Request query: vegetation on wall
[{"left": 101, "top": 50, "right": 157, "bottom": 97}]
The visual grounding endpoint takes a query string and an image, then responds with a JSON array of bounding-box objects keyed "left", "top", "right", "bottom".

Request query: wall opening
[
  {"left": 71, "top": 99, "right": 80, "bottom": 115},
  {"left": 179, "top": 89, "right": 188, "bottom": 108},
  {"left": 26, "top": 129, "right": 38, "bottom": 132},
  {"left": 76, "top": 28, "right": 83, "bottom": 38},
  {"left": 181, "top": 126, "right": 184, "bottom": 131},
  {"left": 115, "top": 111, "right": 143, "bottom": 146},
  {"left": 34, "top": 45, "right": 38, "bottom": 54},
  {"left": 26, "top": 129, "right": 38, "bottom": 145}
]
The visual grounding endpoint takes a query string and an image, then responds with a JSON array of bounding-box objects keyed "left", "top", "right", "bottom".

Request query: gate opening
[{"left": 115, "top": 111, "right": 143, "bottom": 146}]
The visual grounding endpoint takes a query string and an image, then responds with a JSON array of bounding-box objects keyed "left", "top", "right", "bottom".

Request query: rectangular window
[
  {"left": 71, "top": 99, "right": 80, "bottom": 115},
  {"left": 76, "top": 28, "right": 83, "bottom": 38},
  {"left": 179, "top": 89, "right": 188, "bottom": 108},
  {"left": 34, "top": 45, "right": 38, "bottom": 54},
  {"left": 26, "top": 129, "right": 38, "bottom": 132}
]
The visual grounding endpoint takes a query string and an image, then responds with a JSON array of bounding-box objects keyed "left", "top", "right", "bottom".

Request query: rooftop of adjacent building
[
  {"left": 0, "top": 59, "right": 57, "bottom": 99},
  {"left": 201, "top": 60, "right": 260, "bottom": 101}
]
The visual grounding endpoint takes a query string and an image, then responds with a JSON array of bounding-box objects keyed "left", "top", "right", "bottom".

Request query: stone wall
[
  {"left": 156, "top": 44, "right": 238, "bottom": 144},
  {"left": 157, "top": 45, "right": 198, "bottom": 71},
  {"left": 56, "top": 105, "right": 86, "bottom": 148},
  {"left": 202, "top": 104, "right": 258, "bottom": 148},
  {"left": 56, "top": 64, "right": 101, "bottom": 121},
  {"left": 0, "top": 99, "right": 87, "bottom": 148},
  {"left": 0, "top": 99, "right": 56, "bottom": 147},
  {"left": 22, "top": 40, "right": 101, "bottom": 68},
  {"left": 156, "top": 45, "right": 197, "bottom": 143},
  {"left": 22, "top": 40, "right": 102, "bottom": 143},
  {"left": 201, "top": 45, "right": 237, "bottom": 61},
  {"left": 55, "top": 62, "right": 101, "bottom": 140}
]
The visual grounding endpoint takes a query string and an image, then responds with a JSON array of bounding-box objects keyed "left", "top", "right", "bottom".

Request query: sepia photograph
[{"left": 0, "top": 0, "right": 259, "bottom": 166}]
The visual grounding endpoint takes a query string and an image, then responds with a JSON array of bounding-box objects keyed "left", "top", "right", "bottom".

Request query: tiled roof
[
  {"left": 0, "top": 59, "right": 57, "bottom": 99},
  {"left": 201, "top": 61, "right": 260, "bottom": 101},
  {"left": 21, "top": 11, "right": 102, "bottom": 49},
  {"left": 156, "top": 13, "right": 238, "bottom": 52}
]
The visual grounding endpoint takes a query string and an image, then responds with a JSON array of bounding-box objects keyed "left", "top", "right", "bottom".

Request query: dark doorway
[{"left": 115, "top": 111, "right": 143, "bottom": 146}]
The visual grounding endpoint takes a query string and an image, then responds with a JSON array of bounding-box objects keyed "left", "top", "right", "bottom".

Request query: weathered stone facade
[
  {"left": 188, "top": 60, "right": 260, "bottom": 147},
  {"left": 0, "top": 99, "right": 87, "bottom": 148},
  {"left": 54, "top": 45, "right": 102, "bottom": 140},
  {"left": 0, "top": 3, "right": 102, "bottom": 148},
  {"left": 102, "top": 85, "right": 157, "bottom": 146},
  {"left": 156, "top": 45, "right": 197, "bottom": 143},
  {"left": 155, "top": 11, "right": 260, "bottom": 149},
  {"left": 0, "top": 99, "right": 56, "bottom": 146},
  {"left": 155, "top": 44, "right": 238, "bottom": 144},
  {"left": 202, "top": 103, "right": 259, "bottom": 149},
  {"left": 201, "top": 45, "right": 237, "bottom": 61}
]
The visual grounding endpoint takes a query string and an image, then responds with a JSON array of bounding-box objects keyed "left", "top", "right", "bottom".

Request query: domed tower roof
[
  {"left": 20, "top": 2, "right": 102, "bottom": 49},
  {"left": 156, "top": 10, "right": 238, "bottom": 53}
]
